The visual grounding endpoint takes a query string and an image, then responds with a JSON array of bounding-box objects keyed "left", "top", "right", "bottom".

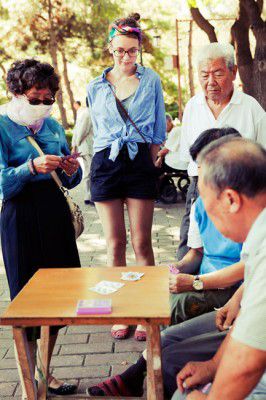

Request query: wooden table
[{"left": 0, "top": 267, "right": 170, "bottom": 400}]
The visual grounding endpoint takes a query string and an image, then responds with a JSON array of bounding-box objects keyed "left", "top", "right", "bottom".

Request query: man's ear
[
  {"left": 232, "top": 65, "right": 237, "bottom": 81},
  {"left": 222, "top": 189, "right": 241, "bottom": 213}
]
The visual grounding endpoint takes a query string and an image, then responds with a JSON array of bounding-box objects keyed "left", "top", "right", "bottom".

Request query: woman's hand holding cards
[{"left": 60, "top": 152, "right": 81, "bottom": 176}]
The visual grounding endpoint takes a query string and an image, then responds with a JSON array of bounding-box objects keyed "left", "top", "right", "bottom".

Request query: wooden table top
[{"left": 0, "top": 267, "right": 170, "bottom": 326}]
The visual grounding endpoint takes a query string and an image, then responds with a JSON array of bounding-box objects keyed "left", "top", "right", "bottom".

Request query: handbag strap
[
  {"left": 26, "top": 135, "right": 64, "bottom": 190},
  {"left": 110, "top": 86, "right": 147, "bottom": 143}
]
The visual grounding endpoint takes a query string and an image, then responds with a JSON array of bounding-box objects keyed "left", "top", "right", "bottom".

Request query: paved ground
[{"left": 0, "top": 181, "right": 185, "bottom": 398}]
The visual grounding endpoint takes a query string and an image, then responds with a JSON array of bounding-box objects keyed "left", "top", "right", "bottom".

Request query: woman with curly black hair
[{"left": 0, "top": 59, "right": 82, "bottom": 397}]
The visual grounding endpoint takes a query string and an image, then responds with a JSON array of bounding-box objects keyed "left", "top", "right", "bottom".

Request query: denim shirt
[
  {"left": 87, "top": 64, "right": 166, "bottom": 161},
  {"left": 0, "top": 115, "right": 82, "bottom": 200}
]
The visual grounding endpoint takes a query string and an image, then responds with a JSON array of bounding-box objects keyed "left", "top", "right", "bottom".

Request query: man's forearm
[
  {"left": 208, "top": 337, "right": 266, "bottom": 400},
  {"left": 201, "top": 261, "right": 244, "bottom": 290},
  {"left": 178, "top": 248, "right": 203, "bottom": 274}
]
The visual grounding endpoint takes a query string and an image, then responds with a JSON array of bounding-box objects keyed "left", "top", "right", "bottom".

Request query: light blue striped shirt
[{"left": 87, "top": 64, "right": 166, "bottom": 161}]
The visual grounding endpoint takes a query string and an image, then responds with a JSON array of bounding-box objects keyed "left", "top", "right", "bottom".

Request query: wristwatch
[{"left": 192, "top": 275, "right": 204, "bottom": 291}]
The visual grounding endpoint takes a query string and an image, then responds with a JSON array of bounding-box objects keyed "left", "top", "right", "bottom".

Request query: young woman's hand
[{"left": 33, "top": 155, "right": 62, "bottom": 174}]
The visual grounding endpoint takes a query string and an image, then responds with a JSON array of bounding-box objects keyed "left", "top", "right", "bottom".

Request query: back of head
[
  {"left": 190, "top": 127, "right": 241, "bottom": 161},
  {"left": 196, "top": 43, "right": 235, "bottom": 71},
  {"left": 198, "top": 137, "right": 266, "bottom": 198}
]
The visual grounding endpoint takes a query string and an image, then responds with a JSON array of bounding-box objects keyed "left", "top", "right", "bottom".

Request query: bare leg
[
  {"left": 95, "top": 199, "right": 128, "bottom": 333},
  {"left": 126, "top": 198, "right": 155, "bottom": 266},
  {"left": 127, "top": 198, "right": 155, "bottom": 334},
  {"left": 95, "top": 199, "right": 127, "bottom": 266}
]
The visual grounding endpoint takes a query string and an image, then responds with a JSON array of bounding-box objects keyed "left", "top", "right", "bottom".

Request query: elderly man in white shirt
[
  {"left": 72, "top": 100, "right": 94, "bottom": 205},
  {"left": 177, "top": 42, "right": 266, "bottom": 260}
]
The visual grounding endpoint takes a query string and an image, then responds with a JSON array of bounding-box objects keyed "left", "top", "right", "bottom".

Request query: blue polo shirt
[{"left": 194, "top": 197, "right": 242, "bottom": 275}]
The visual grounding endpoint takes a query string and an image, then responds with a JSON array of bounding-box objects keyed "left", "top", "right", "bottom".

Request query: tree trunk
[
  {"left": 61, "top": 49, "right": 76, "bottom": 122},
  {"left": 231, "top": 0, "right": 266, "bottom": 109},
  {"left": 188, "top": 20, "right": 195, "bottom": 97},
  {"left": 47, "top": 0, "right": 69, "bottom": 128},
  {"left": 190, "top": 7, "right": 218, "bottom": 43}
]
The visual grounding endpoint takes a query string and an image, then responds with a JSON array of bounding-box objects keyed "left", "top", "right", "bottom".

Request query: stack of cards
[
  {"left": 169, "top": 264, "right": 180, "bottom": 275},
  {"left": 76, "top": 299, "right": 112, "bottom": 315},
  {"left": 121, "top": 271, "right": 144, "bottom": 281},
  {"left": 90, "top": 280, "right": 124, "bottom": 295}
]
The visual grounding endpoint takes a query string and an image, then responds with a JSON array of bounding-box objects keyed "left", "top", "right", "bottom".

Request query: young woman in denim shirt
[
  {"left": 0, "top": 59, "right": 81, "bottom": 397},
  {"left": 87, "top": 14, "right": 166, "bottom": 341}
]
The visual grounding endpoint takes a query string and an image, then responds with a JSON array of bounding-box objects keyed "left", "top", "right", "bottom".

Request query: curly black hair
[{"left": 7, "top": 59, "right": 60, "bottom": 95}]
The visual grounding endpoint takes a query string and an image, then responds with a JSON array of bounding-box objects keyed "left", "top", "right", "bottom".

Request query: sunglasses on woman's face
[{"left": 26, "top": 96, "right": 55, "bottom": 106}]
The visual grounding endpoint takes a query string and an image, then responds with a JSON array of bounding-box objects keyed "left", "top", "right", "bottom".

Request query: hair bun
[{"left": 129, "top": 13, "right": 140, "bottom": 21}]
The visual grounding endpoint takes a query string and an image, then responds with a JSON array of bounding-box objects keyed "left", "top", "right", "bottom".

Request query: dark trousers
[
  {"left": 170, "top": 286, "right": 237, "bottom": 325},
  {"left": 161, "top": 311, "right": 227, "bottom": 398},
  {"left": 177, "top": 177, "right": 199, "bottom": 260}
]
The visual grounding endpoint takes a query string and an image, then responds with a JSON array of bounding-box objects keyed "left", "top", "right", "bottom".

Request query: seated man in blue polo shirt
[{"left": 170, "top": 127, "right": 243, "bottom": 324}]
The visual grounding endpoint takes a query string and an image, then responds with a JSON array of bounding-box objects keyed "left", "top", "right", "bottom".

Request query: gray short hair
[
  {"left": 198, "top": 137, "right": 266, "bottom": 198},
  {"left": 196, "top": 43, "right": 235, "bottom": 71}
]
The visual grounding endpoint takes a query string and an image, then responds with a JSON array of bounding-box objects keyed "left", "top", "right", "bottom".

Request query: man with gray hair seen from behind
[
  {"left": 177, "top": 42, "right": 266, "bottom": 260},
  {"left": 173, "top": 137, "right": 266, "bottom": 400}
]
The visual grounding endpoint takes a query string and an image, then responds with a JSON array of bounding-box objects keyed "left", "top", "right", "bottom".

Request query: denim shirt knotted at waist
[{"left": 87, "top": 64, "right": 166, "bottom": 161}]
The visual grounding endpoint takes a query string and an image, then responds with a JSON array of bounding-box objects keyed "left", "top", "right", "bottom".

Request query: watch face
[{"left": 193, "top": 279, "right": 204, "bottom": 291}]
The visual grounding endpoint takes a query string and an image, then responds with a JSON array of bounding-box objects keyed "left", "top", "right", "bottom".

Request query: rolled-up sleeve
[
  {"left": 187, "top": 202, "right": 203, "bottom": 249},
  {"left": 152, "top": 76, "right": 166, "bottom": 145}
]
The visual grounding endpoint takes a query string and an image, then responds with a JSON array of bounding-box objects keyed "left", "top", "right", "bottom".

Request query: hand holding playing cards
[
  {"left": 60, "top": 152, "right": 80, "bottom": 176},
  {"left": 169, "top": 273, "right": 194, "bottom": 294}
]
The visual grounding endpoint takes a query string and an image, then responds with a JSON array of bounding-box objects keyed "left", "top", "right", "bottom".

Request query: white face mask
[{"left": 6, "top": 95, "right": 53, "bottom": 126}]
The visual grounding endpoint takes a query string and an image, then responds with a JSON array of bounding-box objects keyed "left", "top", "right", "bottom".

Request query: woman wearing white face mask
[{"left": 0, "top": 59, "right": 82, "bottom": 398}]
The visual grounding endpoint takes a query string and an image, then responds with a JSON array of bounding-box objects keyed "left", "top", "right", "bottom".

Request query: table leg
[
  {"left": 146, "top": 324, "right": 164, "bottom": 400},
  {"left": 38, "top": 326, "right": 51, "bottom": 400},
  {"left": 13, "top": 327, "right": 38, "bottom": 400}
]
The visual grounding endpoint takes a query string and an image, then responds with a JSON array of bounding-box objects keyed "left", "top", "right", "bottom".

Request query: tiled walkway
[{"left": 0, "top": 181, "right": 185, "bottom": 398}]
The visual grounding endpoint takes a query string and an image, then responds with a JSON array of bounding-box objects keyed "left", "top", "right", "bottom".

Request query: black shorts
[{"left": 90, "top": 143, "right": 158, "bottom": 202}]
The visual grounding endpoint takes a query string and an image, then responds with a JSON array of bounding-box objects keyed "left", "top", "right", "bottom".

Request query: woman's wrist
[{"left": 28, "top": 159, "right": 38, "bottom": 176}]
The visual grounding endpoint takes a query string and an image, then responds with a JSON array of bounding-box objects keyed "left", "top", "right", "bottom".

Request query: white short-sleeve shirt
[
  {"left": 187, "top": 202, "right": 202, "bottom": 249},
  {"left": 165, "top": 126, "right": 188, "bottom": 170},
  {"left": 179, "top": 89, "right": 266, "bottom": 176}
]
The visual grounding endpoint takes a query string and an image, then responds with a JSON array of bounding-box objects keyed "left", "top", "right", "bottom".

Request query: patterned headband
[{"left": 108, "top": 24, "right": 142, "bottom": 43}]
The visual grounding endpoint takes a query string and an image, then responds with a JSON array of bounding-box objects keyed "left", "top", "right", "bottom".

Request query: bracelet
[
  {"left": 32, "top": 159, "right": 38, "bottom": 175},
  {"left": 28, "top": 159, "right": 38, "bottom": 176},
  {"left": 28, "top": 159, "right": 36, "bottom": 175}
]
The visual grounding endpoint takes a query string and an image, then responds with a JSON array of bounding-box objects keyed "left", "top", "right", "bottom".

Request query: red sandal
[
  {"left": 86, "top": 375, "right": 140, "bottom": 397},
  {"left": 134, "top": 328, "right": 147, "bottom": 341},
  {"left": 111, "top": 326, "right": 129, "bottom": 340}
]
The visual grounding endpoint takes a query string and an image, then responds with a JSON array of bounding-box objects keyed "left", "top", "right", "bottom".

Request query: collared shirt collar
[
  {"left": 195, "top": 87, "right": 242, "bottom": 105},
  {"left": 3, "top": 116, "right": 30, "bottom": 143},
  {"left": 241, "top": 208, "right": 266, "bottom": 260},
  {"left": 101, "top": 63, "right": 145, "bottom": 82}
]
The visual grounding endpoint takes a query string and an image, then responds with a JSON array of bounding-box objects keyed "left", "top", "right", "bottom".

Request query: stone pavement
[{"left": 0, "top": 181, "right": 185, "bottom": 398}]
